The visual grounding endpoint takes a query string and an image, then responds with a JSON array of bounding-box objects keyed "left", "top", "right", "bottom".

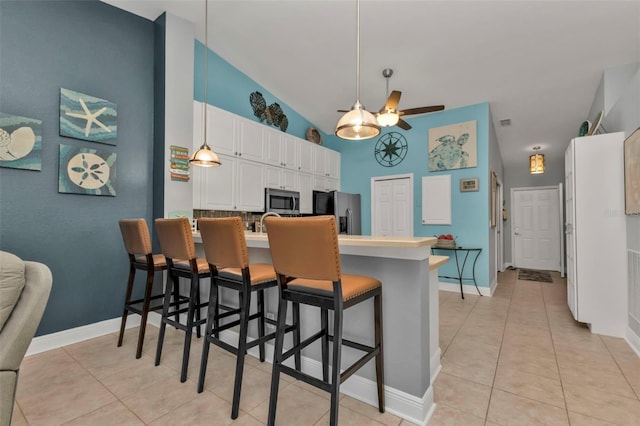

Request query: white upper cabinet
[
  {"left": 200, "top": 156, "right": 265, "bottom": 212},
  {"left": 312, "top": 145, "right": 340, "bottom": 179},
  {"left": 281, "top": 134, "right": 299, "bottom": 170},
  {"left": 298, "top": 140, "right": 314, "bottom": 173},
  {"left": 298, "top": 172, "right": 313, "bottom": 214},
  {"left": 237, "top": 118, "right": 265, "bottom": 162},
  {"left": 205, "top": 104, "right": 236, "bottom": 156},
  {"left": 264, "top": 132, "right": 282, "bottom": 166},
  {"left": 193, "top": 101, "right": 340, "bottom": 212}
]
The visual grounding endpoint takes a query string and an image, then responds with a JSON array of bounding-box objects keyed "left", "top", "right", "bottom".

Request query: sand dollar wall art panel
[
  {"left": 0, "top": 112, "right": 43, "bottom": 171},
  {"left": 59, "top": 144, "right": 116, "bottom": 196},
  {"left": 59, "top": 88, "right": 117, "bottom": 144},
  {"left": 428, "top": 120, "right": 477, "bottom": 171}
]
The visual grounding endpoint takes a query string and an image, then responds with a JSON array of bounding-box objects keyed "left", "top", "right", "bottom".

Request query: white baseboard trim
[
  {"left": 625, "top": 326, "right": 640, "bottom": 358},
  {"left": 430, "top": 347, "right": 442, "bottom": 385},
  {"left": 503, "top": 262, "right": 513, "bottom": 270},
  {"left": 438, "top": 281, "right": 492, "bottom": 297},
  {"left": 27, "top": 313, "right": 435, "bottom": 424}
]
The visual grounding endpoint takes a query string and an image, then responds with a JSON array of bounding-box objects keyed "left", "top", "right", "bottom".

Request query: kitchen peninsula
[{"left": 193, "top": 231, "right": 442, "bottom": 424}]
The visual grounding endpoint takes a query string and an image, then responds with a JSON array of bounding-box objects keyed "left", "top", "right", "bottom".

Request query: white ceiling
[{"left": 103, "top": 0, "right": 640, "bottom": 169}]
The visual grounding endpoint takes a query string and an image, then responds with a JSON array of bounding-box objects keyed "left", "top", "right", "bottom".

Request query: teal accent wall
[
  {"left": 0, "top": 1, "right": 155, "bottom": 335},
  {"left": 194, "top": 40, "right": 321, "bottom": 142},
  {"left": 324, "top": 103, "right": 492, "bottom": 288}
]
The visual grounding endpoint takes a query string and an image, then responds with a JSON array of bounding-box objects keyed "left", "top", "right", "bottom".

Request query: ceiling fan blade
[
  {"left": 396, "top": 118, "right": 412, "bottom": 130},
  {"left": 383, "top": 90, "right": 402, "bottom": 111},
  {"left": 337, "top": 109, "right": 349, "bottom": 113},
  {"left": 399, "top": 105, "right": 445, "bottom": 116}
]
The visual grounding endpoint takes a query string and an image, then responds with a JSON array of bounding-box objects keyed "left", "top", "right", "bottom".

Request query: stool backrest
[
  {"left": 119, "top": 219, "right": 152, "bottom": 256},
  {"left": 155, "top": 218, "right": 196, "bottom": 261},
  {"left": 265, "top": 216, "right": 341, "bottom": 281},
  {"left": 198, "top": 217, "right": 248, "bottom": 269}
]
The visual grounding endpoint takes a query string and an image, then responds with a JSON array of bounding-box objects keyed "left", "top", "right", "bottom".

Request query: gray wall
[
  {"left": 502, "top": 157, "right": 565, "bottom": 265},
  {"left": 0, "top": 1, "right": 155, "bottom": 335}
]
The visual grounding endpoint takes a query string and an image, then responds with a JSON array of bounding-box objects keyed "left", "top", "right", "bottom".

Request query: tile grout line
[
  {"left": 539, "top": 281, "right": 572, "bottom": 424},
  {"left": 483, "top": 272, "right": 518, "bottom": 423},
  {"left": 59, "top": 341, "right": 149, "bottom": 425}
]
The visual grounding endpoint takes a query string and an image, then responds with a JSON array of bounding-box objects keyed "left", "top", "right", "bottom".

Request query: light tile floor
[{"left": 12, "top": 269, "right": 640, "bottom": 425}]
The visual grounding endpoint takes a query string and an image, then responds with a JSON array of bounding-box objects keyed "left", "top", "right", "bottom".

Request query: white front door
[
  {"left": 512, "top": 186, "right": 561, "bottom": 271},
  {"left": 371, "top": 174, "right": 413, "bottom": 236}
]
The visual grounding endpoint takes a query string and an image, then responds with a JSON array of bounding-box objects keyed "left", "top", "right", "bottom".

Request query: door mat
[{"left": 518, "top": 269, "right": 553, "bottom": 283}]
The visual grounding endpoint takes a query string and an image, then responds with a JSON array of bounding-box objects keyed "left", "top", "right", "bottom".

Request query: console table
[{"left": 430, "top": 246, "right": 482, "bottom": 299}]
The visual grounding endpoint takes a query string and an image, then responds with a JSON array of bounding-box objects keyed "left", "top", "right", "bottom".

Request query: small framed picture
[{"left": 460, "top": 177, "right": 479, "bottom": 192}]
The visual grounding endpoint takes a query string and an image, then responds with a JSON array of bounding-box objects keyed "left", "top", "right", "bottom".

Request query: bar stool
[
  {"left": 117, "top": 219, "right": 168, "bottom": 359},
  {"left": 264, "top": 216, "right": 385, "bottom": 426},
  {"left": 155, "top": 217, "right": 210, "bottom": 382},
  {"left": 196, "top": 217, "right": 300, "bottom": 419}
]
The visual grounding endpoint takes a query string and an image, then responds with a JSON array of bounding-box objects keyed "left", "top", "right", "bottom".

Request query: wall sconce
[{"left": 529, "top": 146, "right": 545, "bottom": 174}]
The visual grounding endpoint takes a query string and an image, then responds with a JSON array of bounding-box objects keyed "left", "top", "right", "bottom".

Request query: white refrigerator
[{"left": 564, "top": 132, "right": 628, "bottom": 337}]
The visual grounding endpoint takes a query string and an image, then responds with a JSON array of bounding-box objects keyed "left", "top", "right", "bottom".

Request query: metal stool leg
[{"left": 117, "top": 264, "right": 136, "bottom": 348}]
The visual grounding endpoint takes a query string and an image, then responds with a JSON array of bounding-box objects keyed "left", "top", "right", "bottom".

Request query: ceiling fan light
[
  {"left": 190, "top": 143, "right": 221, "bottom": 167},
  {"left": 377, "top": 109, "right": 399, "bottom": 127},
  {"left": 336, "top": 107, "right": 381, "bottom": 140}
]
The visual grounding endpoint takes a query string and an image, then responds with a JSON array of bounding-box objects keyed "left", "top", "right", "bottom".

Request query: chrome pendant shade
[
  {"left": 335, "top": 0, "right": 380, "bottom": 141},
  {"left": 190, "top": 0, "right": 221, "bottom": 167}
]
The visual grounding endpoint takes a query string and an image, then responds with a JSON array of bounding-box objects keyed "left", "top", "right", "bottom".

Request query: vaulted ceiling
[{"left": 103, "top": 0, "right": 640, "bottom": 169}]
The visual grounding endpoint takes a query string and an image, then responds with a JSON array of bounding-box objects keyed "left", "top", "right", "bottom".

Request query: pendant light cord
[
  {"left": 355, "top": 0, "right": 361, "bottom": 104},
  {"left": 202, "top": 0, "right": 209, "bottom": 148}
]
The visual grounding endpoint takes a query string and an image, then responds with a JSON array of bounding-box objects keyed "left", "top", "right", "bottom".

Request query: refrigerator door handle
[{"left": 346, "top": 208, "right": 352, "bottom": 235}]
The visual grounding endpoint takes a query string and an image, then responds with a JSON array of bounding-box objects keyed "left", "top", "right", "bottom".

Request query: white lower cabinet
[{"left": 198, "top": 155, "right": 265, "bottom": 212}]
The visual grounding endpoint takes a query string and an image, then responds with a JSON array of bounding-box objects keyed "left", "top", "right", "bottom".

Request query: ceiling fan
[{"left": 374, "top": 68, "right": 445, "bottom": 130}]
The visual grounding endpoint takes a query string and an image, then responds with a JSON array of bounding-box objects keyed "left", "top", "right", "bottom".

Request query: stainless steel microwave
[{"left": 265, "top": 188, "right": 300, "bottom": 215}]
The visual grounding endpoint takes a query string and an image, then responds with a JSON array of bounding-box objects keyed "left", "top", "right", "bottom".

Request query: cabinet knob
[
  {"left": 238, "top": 153, "right": 242, "bottom": 157},
  {"left": 234, "top": 152, "right": 238, "bottom": 156}
]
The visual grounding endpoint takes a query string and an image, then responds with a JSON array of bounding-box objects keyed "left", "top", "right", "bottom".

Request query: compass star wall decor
[{"left": 374, "top": 132, "right": 408, "bottom": 167}]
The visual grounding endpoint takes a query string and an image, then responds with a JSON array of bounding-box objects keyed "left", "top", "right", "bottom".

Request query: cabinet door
[
  {"left": 282, "top": 169, "right": 298, "bottom": 191},
  {"left": 313, "top": 175, "right": 329, "bottom": 192},
  {"left": 298, "top": 140, "right": 314, "bottom": 173},
  {"left": 201, "top": 155, "right": 236, "bottom": 210},
  {"left": 236, "top": 159, "right": 265, "bottom": 212},
  {"left": 313, "top": 145, "right": 326, "bottom": 175},
  {"left": 265, "top": 165, "right": 282, "bottom": 189},
  {"left": 237, "top": 119, "right": 265, "bottom": 162},
  {"left": 281, "top": 134, "right": 298, "bottom": 170},
  {"left": 326, "top": 149, "right": 340, "bottom": 179},
  {"left": 264, "top": 132, "right": 281, "bottom": 166},
  {"left": 298, "top": 173, "right": 313, "bottom": 214},
  {"left": 207, "top": 104, "right": 236, "bottom": 156}
]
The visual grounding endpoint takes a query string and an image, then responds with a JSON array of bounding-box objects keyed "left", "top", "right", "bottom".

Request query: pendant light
[
  {"left": 335, "top": 0, "right": 380, "bottom": 140},
  {"left": 190, "top": 0, "right": 221, "bottom": 167},
  {"left": 529, "top": 146, "right": 545, "bottom": 174}
]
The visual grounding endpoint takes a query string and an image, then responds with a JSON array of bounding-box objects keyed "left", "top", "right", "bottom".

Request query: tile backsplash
[{"left": 193, "top": 210, "right": 263, "bottom": 231}]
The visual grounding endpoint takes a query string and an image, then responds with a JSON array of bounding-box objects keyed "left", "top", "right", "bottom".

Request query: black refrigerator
[{"left": 312, "top": 190, "right": 361, "bottom": 235}]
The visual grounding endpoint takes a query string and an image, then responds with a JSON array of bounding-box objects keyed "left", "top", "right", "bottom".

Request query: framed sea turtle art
[{"left": 428, "top": 120, "right": 477, "bottom": 171}]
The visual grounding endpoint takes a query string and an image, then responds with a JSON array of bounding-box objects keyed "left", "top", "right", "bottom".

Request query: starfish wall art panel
[
  {"left": 59, "top": 88, "right": 117, "bottom": 144},
  {"left": 59, "top": 144, "right": 117, "bottom": 196},
  {"left": 0, "top": 112, "right": 42, "bottom": 171}
]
